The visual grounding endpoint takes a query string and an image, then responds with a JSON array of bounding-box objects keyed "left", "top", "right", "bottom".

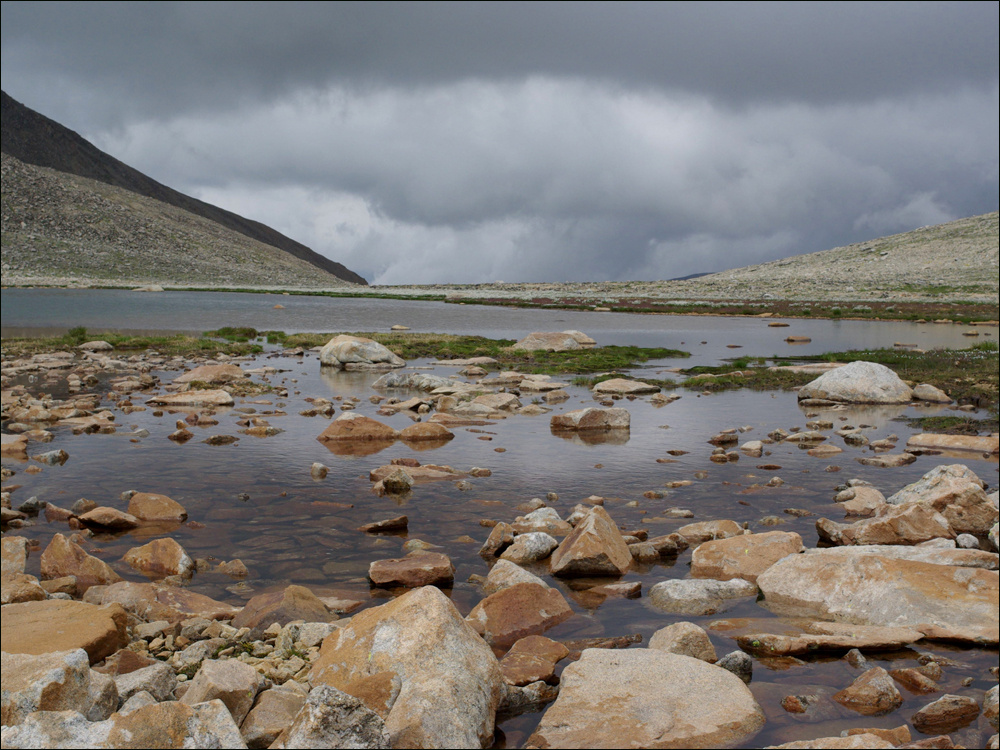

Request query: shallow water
[
  {"left": 2, "top": 291, "right": 998, "bottom": 747},
  {"left": 3, "top": 341, "right": 997, "bottom": 748}
]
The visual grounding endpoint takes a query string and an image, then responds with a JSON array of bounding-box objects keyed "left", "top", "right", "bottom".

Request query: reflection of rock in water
[
  {"left": 551, "top": 428, "right": 630, "bottom": 447},
  {"left": 400, "top": 437, "right": 454, "bottom": 452},
  {"left": 796, "top": 402, "right": 911, "bottom": 424},
  {"left": 321, "top": 439, "right": 395, "bottom": 457},
  {"left": 319, "top": 367, "right": 387, "bottom": 398}
]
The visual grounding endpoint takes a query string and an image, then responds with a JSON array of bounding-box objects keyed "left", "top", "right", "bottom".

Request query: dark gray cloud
[{"left": 2, "top": 2, "right": 997, "bottom": 284}]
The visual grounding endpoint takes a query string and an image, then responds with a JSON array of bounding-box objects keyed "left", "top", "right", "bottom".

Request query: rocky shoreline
[{"left": 2, "top": 334, "right": 998, "bottom": 748}]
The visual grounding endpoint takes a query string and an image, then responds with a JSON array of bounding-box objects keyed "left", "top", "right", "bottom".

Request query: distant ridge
[{"left": 1, "top": 91, "right": 367, "bottom": 285}]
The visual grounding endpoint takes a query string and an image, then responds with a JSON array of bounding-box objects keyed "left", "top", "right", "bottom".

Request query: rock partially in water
[
  {"left": 885, "top": 464, "right": 998, "bottom": 535},
  {"left": 757, "top": 548, "right": 999, "bottom": 643},
  {"left": 528, "top": 649, "right": 764, "bottom": 748},
  {"left": 319, "top": 335, "right": 405, "bottom": 370},
  {"left": 797, "top": 360, "right": 914, "bottom": 404},
  {"left": 592, "top": 378, "right": 660, "bottom": 395},
  {"left": 368, "top": 552, "right": 455, "bottom": 589},
  {"left": 690, "top": 531, "right": 803, "bottom": 584},
  {"left": 832, "top": 666, "right": 903, "bottom": 716},
  {"left": 815, "top": 504, "right": 954, "bottom": 546},
  {"left": 123, "top": 538, "right": 194, "bottom": 578},
  {"left": 549, "top": 506, "right": 631, "bottom": 578},
  {"left": 648, "top": 621, "right": 717, "bottom": 663},
  {"left": 911, "top": 694, "right": 982, "bottom": 734},
  {"left": 173, "top": 364, "right": 245, "bottom": 384},
  {"left": 465, "top": 581, "right": 573, "bottom": 649},
  {"left": 648, "top": 578, "right": 758, "bottom": 616},
  {"left": 40, "top": 533, "right": 122, "bottom": 592},
  {"left": 550, "top": 407, "right": 630, "bottom": 432},
  {"left": 126, "top": 492, "right": 187, "bottom": 522},
  {"left": 232, "top": 585, "right": 336, "bottom": 630}
]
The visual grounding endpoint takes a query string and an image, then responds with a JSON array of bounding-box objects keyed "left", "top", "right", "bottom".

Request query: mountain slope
[
  {"left": 1, "top": 91, "right": 366, "bottom": 285},
  {"left": 1, "top": 153, "right": 354, "bottom": 289}
]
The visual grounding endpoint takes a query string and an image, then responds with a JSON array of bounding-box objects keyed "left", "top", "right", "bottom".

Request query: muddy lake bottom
[{"left": 3, "top": 343, "right": 998, "bottom": 748}]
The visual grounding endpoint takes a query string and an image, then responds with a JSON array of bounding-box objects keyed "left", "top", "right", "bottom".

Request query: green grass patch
[{"left": 900, "top": 415, "right": 999, "bottom": 435}]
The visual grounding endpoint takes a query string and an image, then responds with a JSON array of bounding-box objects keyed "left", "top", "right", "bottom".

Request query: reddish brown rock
[
  {"left": 465, "top": 582, "right": 573, "bottom": 649},
  {"left": 123, "top": 538, "right": 194, "bottom": 578},
  {"left": 690, "top": 531, "right": 803, "bottom": 583},
  {"left": 886, "top": 464, "right": 998, "bottom": 535},
  {"left": 833, "top": 666, "right": 903, "bottom": 716},
  {"left": 232, "top": 584, "right": 335, "bottom": 630},
  {"left": 126, "top": 492, "right": 187, "bottom": 522},
  {"left": 40, "top": 533, "right": 122, "bottom": 592},
  {"left": 77, "top": 506, "right": 140, "bottom": 530},
  {"left": 0, "top": 599, "right": 128, "bottom": 664},
  {"left": 317, "top": 413, "right": 399, "bottom": 443},
  {"left": 498, "top": 635, "right": 569, "bottom": 685},
  {"left": 911, "top": 694, "right": 981, "bottom": 734},
  {"left": 818, "top": 504, "right": 954, "bottom": 546},
  {"left": 649, "top": 621, "right": 717, "bottom": 662},
  {"left": 359, "top": 515, "right": 409, "bottom": 533},
  {"left": 398, "top": 422, "right": 455, "bottom": 442},
  {"left": 549, "top": 506, "right": 631, "bottom": 578},
  {"left": 890, "top": 668, "right": 941, "bottom": 694},
  {"left": 368, "top": 552, "right": 455, "bottom": 589}
]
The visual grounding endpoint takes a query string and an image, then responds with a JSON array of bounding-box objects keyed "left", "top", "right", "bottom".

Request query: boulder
[
  {"left": 911, "top": 694, "right": 981, "bottom": 734},
  {"left": 676, "top": 519, "right": 743, "bottom": 544},
  {"left": 310, "top": 585, "right": 504, "bottom": 748},
  {"left": 691, "top": 531, "right": 803, "bottom": 583},
  {"left": 648, "top": 578, "right": 759, "bottom": 616},
  {"left": 479, "top": 522, "right": 515, "bottom": 558},
  {"left": 173, "top": 364, "right": 245, "bottom": 384},
  {"left": 648, "top": 622, "right": 717, "bottom": 662},
  {"left": 498, "top": 636, "right": 568, "bottom": 686},
  {"left": 885, "top": 464, "right": 998, "bottom": 534},
  {"left": 40, "top": 534, "right": 122, "bottom": 592},
  {"left": 368, "top": 552, "right": 455, "bottom": 589},
  {"left": 113, "top": 662, "right": 177, "bottom": 703},
  {"left": 528, "top": 649, "right": 764, "bottom": 748},
  {"left": 316, "top": 412, "right": 399, "bottom": 443},
  {"left": 319, "top": 335, "right": 405, "bottom": 370},
  {"left": 549, "top": 506, "right": 632, "bottom": 578},
  {"left": 803, "top": 543, "right": 998, "bottom": 569},
  {"left": 1, "top": 433, "right": 29, "bottom": 459},
  {"left": 147, "top": 389, "right": 235, "bottom": 407},
  {"left": 831, "top": 667, "right": 903, "bottom": 715},
  {"left": 912, "top": 383, "right": 952, "bottom": 403},
  {"left": 472, "top": 393, "right": 522, "bottom": 412},
  {"left": 0, "top": 600, "right": 128, "bottom": 664},
  {"left": 270, "top": 685, "right": 389, "bottom": 749},
  {"left": 757, "top": 548, "right": 999, "bottom": 643},
  {"left": 482, "top": 559, "right": 549, "bottom": 594},
  {"left": 2, "top": 536, "right": 45, "bottom": 605},
  {"left": 371, "top": 372, "right": 460, "bottom": 391},
  {"left": 499, "top": 532, "right": 560, "bottom": 564},
  {"left": 511, "top": 331, "right": 595, "bottom": 352},
  {"left": 239, "top": 685, "right": 307, "bottom": 749},
  {"left": 77, "top": 507, "right": 140, "bottom": 530},
  {"left": 816, "top": 503, "right": 954, "bottom": 546},
  {"left": 123, "top": 538, "right": 194, "bottom": 578},
  {"left": 465, "top": 582, "right": 573, "bottom": 649},
  {"left": 78, "top": 340, "right": 114, "bottom": 352},
  {"left": 180, "top": 659, "right": 267, "bottom": 726},
  {"left": 797, "top": 361, "right": 914, "bottom": 404},
  {"left": 592, "top": 378, "right": 660, "bottom": 395},
  {"left": 550, "top": 407, "right": 630, "bottom": 432},
  {"left": 232, "top": 585, "right": 335, "bottom": 630},
  {"left": 126, "top": 492, "right": 188, "bottom": 522},
  {"left": 1, "top": 649, "right": 115, "bottom": 726}
]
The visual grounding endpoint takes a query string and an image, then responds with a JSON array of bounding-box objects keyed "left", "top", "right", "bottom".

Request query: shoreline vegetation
[{"left": 4, "top": 327, "right": 997, "bottom": 430}]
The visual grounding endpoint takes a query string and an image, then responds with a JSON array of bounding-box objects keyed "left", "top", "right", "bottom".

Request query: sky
[{"left": 2, "top": 2, "right": 997, "bottom": 285}]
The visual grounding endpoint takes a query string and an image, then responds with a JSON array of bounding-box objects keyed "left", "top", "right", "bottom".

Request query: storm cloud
[{"left": 2, "top": 2, "right": 997, "bottom": 284}]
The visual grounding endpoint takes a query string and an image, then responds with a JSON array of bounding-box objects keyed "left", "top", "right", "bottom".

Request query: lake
[{"left": 1, "top": 288, "right": 997, "bottom": 748}]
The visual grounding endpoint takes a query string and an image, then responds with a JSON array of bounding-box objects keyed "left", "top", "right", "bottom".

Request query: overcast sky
[{"left": 2, "top": 1, "right": 997, "bottom": 285}]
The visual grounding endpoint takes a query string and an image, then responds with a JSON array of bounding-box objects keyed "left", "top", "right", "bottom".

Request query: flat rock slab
[
  {"left": 368, "top": 552, "right": 455, "bottom": 589},
  {"left": 802, "top": 544, "right": 998, "bottom": 570},
  {"left": 757, "top": 549, "right": 999, "bottom": 644},
  {"left": 147, "top": 389, "right": 235, "bottom": 407},
  {"left": 691, "top": 531, "right": 803, "bottom": 583},
  {"left": 907, "top": 433, "right": 999, "bottom": 455},
  {"left": 592, "top": 378, "right": 660, "bottom": 395},
  {"left": 736, "top": 622, "right": 925, "bottom": 656},
  {"left": 510, "top": 331, "right": 595, "bottom": 352},
  {"left": 1, "top": 600, "right": 129, "bottom": 664},
  {"left": 173, "top": 364, "right": 245, "bottom": 384},
  {"left": 528, "top": 649, "right": 764, "bottom": 748}
]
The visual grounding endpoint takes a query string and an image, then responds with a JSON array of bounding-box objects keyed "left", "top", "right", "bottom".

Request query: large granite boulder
[
  {"left": 319, "top": 335, "right": 405, "bottom": 370},
  {"left": 797, "top": 361, "right": 913, "bottom": 404},
  {"left": 757, "top": 548, "right": 998, "bottom": 643},
  {"left": 885, "top": 464, "right": 998, "bottom": 534},
  {"left": 40, "top": 534, "right": 123, "bottom": 593},
  {"left": 528, "top": 649, "right": 764, "bottom": 748},
  {"left": 309, "top": 585, "right": 504, "bottom": 748},
  {"left": 1, "top": 649, "right": 116, "bottom": 726},
  {"left": 270, "top": 685, "right": 389, "bottom": 749}
]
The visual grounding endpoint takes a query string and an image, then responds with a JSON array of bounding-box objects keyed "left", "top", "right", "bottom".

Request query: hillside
[
  {"left": 1, "top": 91, "right": 366, "bottom": 285},
  {"left": 369, "top": 212, "right": 1000, "bottom": 306},
  {"left": 1, "top": 153, "right": 355, "bottom": 290}
]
